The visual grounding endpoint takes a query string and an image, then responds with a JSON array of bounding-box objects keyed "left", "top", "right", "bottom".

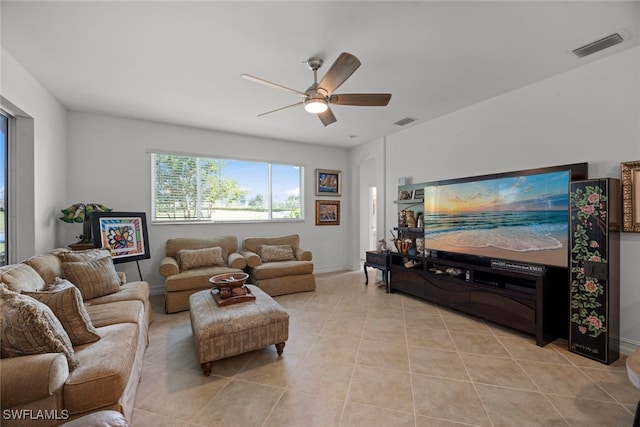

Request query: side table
[
  {"left": 364, "top": 251, "right": 391, "bottom": 293},
  {"left": 68, "top": 242, "right": 95, "bottom": 251}
]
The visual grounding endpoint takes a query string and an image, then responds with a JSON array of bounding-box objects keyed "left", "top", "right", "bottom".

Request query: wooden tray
[{"left": 210, "top": 286, "right": 256, "bottom": 306}]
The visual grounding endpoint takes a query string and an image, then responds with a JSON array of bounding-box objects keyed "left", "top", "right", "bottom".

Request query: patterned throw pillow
[
  {"left": 58, "top": 248, "right": 111, "bottom": 262},
  {"left": 178, "top": 247, "right": 225, "bottom": 270},
  {"left": 61, "top": 256, "right": 121, "bottom": 300},
  {"left": 0, "top": 284, "right": 79, "bottom": 370},
  {"left": 257, "top": 244, "right": 295, "bottom": 263},
  {"left": 23, "top": 278, "right": 100, "bottom": 346}
]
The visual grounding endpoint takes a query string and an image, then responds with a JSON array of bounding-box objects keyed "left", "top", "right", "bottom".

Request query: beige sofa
[
  {"left": 0, "top": 249, "right": 151, "bottom": 426},
  {"left": 241, "top": 234, "right": 316, "bottom": 296},
  {"left": 160, "top": 236, "right": 246, "bottom": 313}
]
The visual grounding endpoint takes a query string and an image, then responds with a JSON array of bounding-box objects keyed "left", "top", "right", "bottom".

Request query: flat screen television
[{"left": 423, "top": 163, "right": 588, "bottom": 268}]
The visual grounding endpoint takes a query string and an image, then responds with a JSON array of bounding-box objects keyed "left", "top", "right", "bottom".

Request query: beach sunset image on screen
[{"left": 423, "top": 170, "right": 571, "bottom": 267}]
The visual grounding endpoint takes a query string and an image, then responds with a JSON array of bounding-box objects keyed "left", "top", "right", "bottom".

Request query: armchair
[
  {"left": 240, "top": 234, "right": 315, "bottom": 296},
  {"left": 160, "top": 236, "right": 246, "bottom": 313}
]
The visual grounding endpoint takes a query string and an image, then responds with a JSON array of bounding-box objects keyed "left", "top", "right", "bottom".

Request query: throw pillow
[
  {"left": 58, "top": 248, "right": 111, "bottom": 262},
  {"left": 257, "top": 244, "right": 295, "bottom": 263},
  {"left": 0, "top": 284, "right": 79, "bottom": 370},
  {"left": 23, "top": 278, "right": 100, "bottom": 346},
  {"left": 61, "top": 256, "right": 121, "bottom": 300},
  {"left": 178, "top": 247, "right": 225, "bottom": 270}
]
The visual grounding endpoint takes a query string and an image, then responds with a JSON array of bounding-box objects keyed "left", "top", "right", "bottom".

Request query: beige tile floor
[{"left": 131, "top": 269, "right": 639, "bottom": 427}]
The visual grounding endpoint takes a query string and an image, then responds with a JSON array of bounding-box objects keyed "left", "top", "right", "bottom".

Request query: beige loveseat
[
  {"left": 0, "top": 248, "right": 151, "bottom": 426},
  {"left": 160, "top": 236, "right": 246, "bottom": 313},
  {"left": 241, "top": 234, "right": 316, "bottom": 296}
]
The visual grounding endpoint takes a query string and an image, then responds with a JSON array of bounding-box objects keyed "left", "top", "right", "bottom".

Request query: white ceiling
[{"left": 1, "top": 1, "right": 638, "bottom": 148}]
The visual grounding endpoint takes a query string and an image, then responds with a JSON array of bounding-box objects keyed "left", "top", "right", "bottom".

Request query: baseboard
[
  {"left": 313, "top": 265, "right": 353, "bottom": 274},
  {"left": 620, "top": 337, "right": 640, "bottom": 356},
  {"left": 149, "top": 285, "right": 165, "bottom": 296}
]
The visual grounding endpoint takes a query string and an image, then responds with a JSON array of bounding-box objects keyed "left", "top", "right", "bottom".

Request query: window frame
[
  {"left": 0, "top": 111, "right": 8, "bottom": 265},
  {"left": 149, "top": 150, "right": 305, "bottom": 224}
]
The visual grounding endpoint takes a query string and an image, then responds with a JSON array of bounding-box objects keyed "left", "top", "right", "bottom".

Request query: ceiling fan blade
[
  {"left": 241, "top": 74, "right": 307, "bottom": 97},
  {"left": 329, "top": 93, "right": 392, "bottom": 106},
  {"left": 257, "top": 101, "right": 304, "bottom": 117},
  {"left": 318, "top": 108, "right": 337, "bottom": 127},
  {"left": 317, "top": 52, "right": 361, "bottom": 95}
]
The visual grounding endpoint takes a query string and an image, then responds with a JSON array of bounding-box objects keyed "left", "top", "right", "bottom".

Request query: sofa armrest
[
  {"left": 227, "top": 252, "right": 247, "bottom": 269},
  {"left": 239, "top": 250, "right": 262, "bottom": 268},
  {"left": 159, "top": 256, "right": 180, "bottom": 277},
  {"left": 295, "top": 248, "right": 313, "bottom": 262},
  {"left": 0, "top": 353, "right": 69, "bottom": 408}
]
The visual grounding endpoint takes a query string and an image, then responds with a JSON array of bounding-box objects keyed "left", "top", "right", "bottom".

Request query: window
[
  {"left": 151, "top": 152, "right": 303, "bottom": 223},
  {"left": 0, "top": 113, "right": 7, "bottom": 265}
]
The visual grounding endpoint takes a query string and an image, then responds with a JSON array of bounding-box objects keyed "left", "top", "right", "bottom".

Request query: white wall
[
  {"left": 349, "top": 137, "right": 386, "bottom": 270},
  {"left": 366, "top": 46, "right": 639, "bottom": 351},
  {"left": 66, "top": 112, "right": 351, "bottom": 294},
  {"left": 0, "top": 48, "right": 68, "bottom": 259}
]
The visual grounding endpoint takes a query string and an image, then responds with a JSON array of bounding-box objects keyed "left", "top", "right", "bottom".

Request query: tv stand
[{"left": 389, "top": 253, "right": 568, "bottom": 346}]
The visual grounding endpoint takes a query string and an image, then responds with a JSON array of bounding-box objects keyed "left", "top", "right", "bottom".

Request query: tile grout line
[
  {"left": 400, "top": 294, "right": 420, "bottom": 427},
  {"left": 338, "top": 282, "right": 373, "bottom": 426},
  {"left": 442, "top": 308, "right": 495, "bottom": 427},
  {"left": 259, "top": 288, "right": 320, "bottom": 427}
]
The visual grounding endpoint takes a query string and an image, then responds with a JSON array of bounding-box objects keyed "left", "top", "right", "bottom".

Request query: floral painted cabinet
[{"left": 569, "top": 178, "right": 620, "bottom": 364}]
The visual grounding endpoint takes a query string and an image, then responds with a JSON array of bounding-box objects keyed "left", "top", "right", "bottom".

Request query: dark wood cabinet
[
  {"left": 569, "top": 178, "right": 620, "bottom": 364},
  {"left": 390, "top": 253, "right": 568, "bottom": 346}
]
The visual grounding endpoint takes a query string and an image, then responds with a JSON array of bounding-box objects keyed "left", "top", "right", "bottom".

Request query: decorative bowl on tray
[{"left": 209, "top": 272, "right": 249, "bottom": 290}]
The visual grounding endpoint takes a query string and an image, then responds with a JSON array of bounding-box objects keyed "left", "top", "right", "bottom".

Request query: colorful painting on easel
[{"left": 91, "top": 212, "right": 151, "bottom": 264}]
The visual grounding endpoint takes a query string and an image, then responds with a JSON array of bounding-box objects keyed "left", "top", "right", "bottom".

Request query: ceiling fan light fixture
[{"left": 304, "top": 98, "right": 328, "bottom": 114}]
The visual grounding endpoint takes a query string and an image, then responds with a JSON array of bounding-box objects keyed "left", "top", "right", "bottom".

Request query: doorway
[{"left": 369, "top": 186, "right": 377, "bottom": 251}]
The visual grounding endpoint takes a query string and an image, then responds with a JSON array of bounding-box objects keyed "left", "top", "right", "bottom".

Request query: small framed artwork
[
  {"left": 91, "top": 211, "right": 151, "bottom": 264},
  {"left": 412, "top": 188, "right": 424, "bottom": 200},
  {"left": 621, "top": 160, "right": 640, "bottom": 232},
  {"left": 316, "top": 169, "right": 342, "bottom": 196},
  {"left": 315, "top": 200, "right": 340, "bottom": 226}
]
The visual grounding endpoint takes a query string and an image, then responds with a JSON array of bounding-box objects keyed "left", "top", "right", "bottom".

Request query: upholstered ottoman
[{"left": 189, "top": 285, "right": 289, "bottom": 376}]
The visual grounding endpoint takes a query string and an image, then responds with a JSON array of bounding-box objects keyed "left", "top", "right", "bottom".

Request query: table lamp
[{"left": 60, "top": 203, "right": 111, "bottom": 243}]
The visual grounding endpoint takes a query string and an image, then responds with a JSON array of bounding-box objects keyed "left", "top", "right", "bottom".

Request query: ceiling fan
[{"left": 241, "top": 52, "right": 392, "bottom": 126}]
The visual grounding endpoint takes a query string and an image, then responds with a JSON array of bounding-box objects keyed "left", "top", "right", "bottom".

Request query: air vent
[
  {"left": 394, "top": 117, "right": 417, "bottom": 126},
  {"left": 573, "top": 33, "right": 624, "bottom": 58}
]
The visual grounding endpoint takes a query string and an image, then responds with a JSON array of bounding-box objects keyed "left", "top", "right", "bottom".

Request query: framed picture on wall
[
  {"left": 91, "top": 212, "right": 151, "bottom": 264},
  {"left": 315, "top": 200, "right": 340, "bottom": 226},
  {"left": 316, "top": 169, "right": 342, "bottom": 196},
  {"left": 622, "top": 160, "right": 640, "bottom": 232}
]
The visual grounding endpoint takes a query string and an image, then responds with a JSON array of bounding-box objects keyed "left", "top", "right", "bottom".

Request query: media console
[{"left": 389, "top": 252, "right": 569, "bottom": 346}]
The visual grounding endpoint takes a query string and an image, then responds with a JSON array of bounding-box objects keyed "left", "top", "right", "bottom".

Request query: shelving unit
[{"left": 393, "top": 183, "right": 425, "bottom": 247}]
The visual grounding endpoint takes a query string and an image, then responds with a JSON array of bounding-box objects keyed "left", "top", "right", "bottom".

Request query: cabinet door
[
  {"left": 423, "top": 275, "right": 470, "bottom": 307},
  {"left": 569, "top": 179, "right": 620, "bottom": 364},
  {"left": 470, "top": 289, "right": 536, "bottom": 335},
  {"left": 391, "top": 267, "right": 426, "bottom": 298}
]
